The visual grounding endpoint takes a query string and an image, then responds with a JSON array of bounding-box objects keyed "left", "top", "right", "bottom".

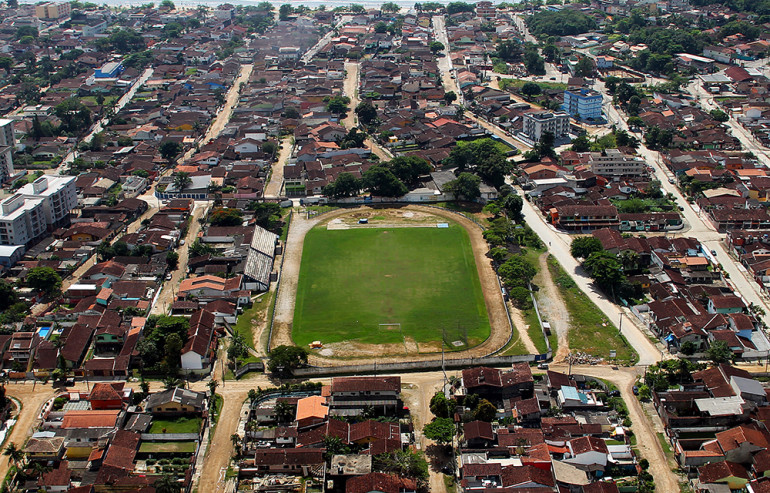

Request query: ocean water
[{"left": 23, "top": 0, "right": 445, "bottom": 9}]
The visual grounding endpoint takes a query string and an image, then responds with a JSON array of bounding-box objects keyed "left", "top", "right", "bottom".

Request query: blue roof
[{"left": 562, "top": 386, "right": 580, "bottom": 401}]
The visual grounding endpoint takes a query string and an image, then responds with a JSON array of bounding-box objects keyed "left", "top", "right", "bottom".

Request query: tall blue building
[{"left": 562, "top": 88, "right": 603, "bottom": 121}]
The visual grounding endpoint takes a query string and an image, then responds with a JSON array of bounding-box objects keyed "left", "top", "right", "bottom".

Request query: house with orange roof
[{"left": 295, "top": 395, "right": 329, "bottom": 430}]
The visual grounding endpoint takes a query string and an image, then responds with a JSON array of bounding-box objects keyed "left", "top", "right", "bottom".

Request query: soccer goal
[{"left": 378, "top": 323, "right": 402, "bottom": 331}]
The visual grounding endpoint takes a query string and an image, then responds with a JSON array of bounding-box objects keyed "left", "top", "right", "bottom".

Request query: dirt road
[
  {"left": 534, "top": 253, "right": 571, "bottom": 362},
  {"left": 0, "top": 384, "right": 56, "bottom": 480},
  {"left": 552, "top": 364, "right": 681, "bottom": 493},
  {"left": 507, "top": 304, "right": 538, "bottom": 354},
  {"left": 342, "top": 61, "right": 359, "bottom": 130},
  {"left": 263, "top": 136, "right": 292, "bottom": 198},
  {"left": 270, "top": 205, "right": 512, "bottom": 363},
  {"left": 151, "top": 201, "right": 210, "bottom": 315}
]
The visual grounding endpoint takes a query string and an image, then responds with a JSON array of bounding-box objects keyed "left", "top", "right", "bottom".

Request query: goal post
[{"left": 378, "top": 323, "right": 401, "bottom": 331}]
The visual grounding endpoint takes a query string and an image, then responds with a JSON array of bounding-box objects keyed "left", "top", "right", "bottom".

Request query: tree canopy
[
  {"left": 527, "top": 10, "right": 597, "bottom": 37},
  {"left": 570, "top": 236, "right": 603, "bottom": 259},
  {"left": 27, "top": 267, "right": 61, "bottom": 296},
  {"left": 423, "top": 418, "right": 455, "bottom": 444},
  {"left": 268, "top": 345, "right": 309, "bottom": 376}
]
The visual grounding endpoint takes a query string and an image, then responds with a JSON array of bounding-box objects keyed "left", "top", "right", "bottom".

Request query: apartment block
[
  {"left": 522, "top": 111, "right": 571, "bottom": 141},
  {"left": 563, "top": 88, "right": 604, "bottom": 120},
  {"left": 0, "top": 194, "right": 46, "bottom": 247},
  {"left": 588, "top": 149, "right": 647, "bottom": 178},
  {"left": 17, "top": 176, "right": 77, "bottom": 228},
  {"left": 34, "top": 2, "right": 72, "bottom": 19}
]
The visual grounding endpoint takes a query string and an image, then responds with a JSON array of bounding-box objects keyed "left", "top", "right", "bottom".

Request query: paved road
[
  {"left": 300, "top": 16, "right": 350, "bottom": 64},
  {"left": 55, "top": 68, "right": 154, "bottom": 175},
  {"left": 600, "top": 79, "right": 770, "bottom": 329},
  {"left": 432, "top": 15, "right": 463, "bottom": 104},
  {"left": 342, "top": 61, "right": 360, "bottom": 130}
]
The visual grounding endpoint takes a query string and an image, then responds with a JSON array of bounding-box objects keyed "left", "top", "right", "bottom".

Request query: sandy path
[
  {"left": 534, "top": 253, "right": 571, "bottom": 362},
  {"left": 0, "top": 384, "right": 56, "bottom": 481},
  {"left": 507, "top": 303, "right": 538, "bottom": 354},
  {"left": 270, "top": 205, "right": 513, "bottom": 364},
  {"left": 551, "top": 365, "right": 681, "bottom": 493},
  {"left": 263, "top": 136, "right": 292, "bottom": 198}
]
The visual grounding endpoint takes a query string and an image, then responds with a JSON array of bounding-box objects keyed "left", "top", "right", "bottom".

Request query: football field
[{"left": 292, "top": 224, "right": 491, "bottom": 351}]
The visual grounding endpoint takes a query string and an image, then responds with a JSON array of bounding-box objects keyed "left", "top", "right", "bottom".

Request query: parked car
[
  {"left": 537, "top": 363, "right": 549, "bottom": 370},
  {"left": 632, "top": 386, "right": 639, "bottom": 395},
  {"left": 711, "top": 250, "right": 717, "bottom": 256}
]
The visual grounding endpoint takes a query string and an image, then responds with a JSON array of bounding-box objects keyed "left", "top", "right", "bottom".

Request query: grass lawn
[
  {"left": 294, "top": 224, "right": 490, "bottom": 349},
  {"left": 233, "top": 292, "right": 273, "bottom": 349},
  {"left": 139, "top": 441, "right": 197, "bottom": 454},
  {"left": 499, "top": 78, "right": 568, "bottom": 92},
  {"left": 523, "top": 307, "right": 547, "bottom": 354},
  {"left": 547, "top": 256, "right": 637, "bottom": 364},
  {"left": 149, "top": 417, "right": 202, "bottom": 434}
]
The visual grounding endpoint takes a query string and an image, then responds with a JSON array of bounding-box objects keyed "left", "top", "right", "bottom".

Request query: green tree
[
  {"left": 473, "top": 399, "right": 497, "bottom": 422},
  {"left": 381, "top": 1, "right": 400, "bottom": 11},
  {"left": 574, "top": 56, "right": 594, "bottom": 77},
  {"left": 429, "top": 41, "right": 445, "bottom": 54},
  {"left": 210, "top": 208, "right": 243, "bottom": 226},
  {"left": 583, "top": 251, "right": 625, "bottom": 292},
  {"left": 571, "top": 134, "right": 591, "bottom": 152},
  {"left": 502, "top": 193, "right": 523, "bottom": 221},
  {"left": 710, "top": 109, "right": 729, "bottom": 122},
  {"left": 279, "top": 3, "right": 292, "bottom": 20},
  {"left": 0, "top": 281, "right": 18, "bottom": 311},
  {"left": 268, "top": 345, "right": 309, "bottom": 376},
  {"left": 262, "top": 140, "right": 278, "bottom": 158},
  {"left": 27, "top": 266, "right": 62, "bottom": 296},
  {"left": 423, "top": 418, "right": 454, "bottom": 444},
  {"left": 355, "top": 101, "right": 378, "bottom": 126},
  {"left": 163, "top": 332, "right": 183, "bottom": 373},
  {"left": 387, "top": 156, "right": 431, "bottom": 188},
  {"left": 679, "top": 340, "right": 697, "bottom": 356},
  {"left": 153, "top": 474, "right": 181, "bottom": 493},
  {"left": 166, "top": 251, "right": 179, "bottom": 270},
  {"left": 707, "top": 340, "right": 734, "bottom": 364},
  {"left": 498, "top": 255, "right": 536, "bottom": 289},
  {"left": 160, "top": 141, "right": 183, "bottom": 163},
  {"left": 570, "top": 236, "right": 603, "bottom": 259},
  {"left": 429, "top": 392, "right": 456, "bottom": 419},
  {"left": 173, "top": 171, "right": 191, "bottom": 192},
  {"left": 521, "top": 82, "right": 542, "bottom": 96},
  {"left": 54, "top": 99, "right": 92, "bottom": 134},
  {"left": 325, "top": 95, "right": 351, "bottom": 115},
  {"left": 446, "top": 1, "right": 474, "bottom": 14},
  {"left": 445, "top": 172, "right": 481, "bottom": 201},
  {"left": 444, "top": 91, "right": 457, "bottom": 104},
  {"left": 275, "top": 400, "right": 295, "bottom": 423},
  {"left": 323, "top": 172, "right": 361, "bottom": 199},
  {"left": 3, "top": 443, "right": 23, "bottom": 468},
  {"left": 362, "top": 166, "right": 408, "bottom": 197}
]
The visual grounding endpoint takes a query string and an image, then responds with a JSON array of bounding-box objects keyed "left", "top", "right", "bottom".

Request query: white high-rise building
[
  {"left": 18, "top": 176, "right": 77, "bottom": 228},
  {"left": 0, "top": 176, "right": 77, "bottom": 248},
  {"left": 0, "top": 120, "right": 15, "bottom": 182},
  {"left": 0, "top": 194, "right": 46, "bottom": 247}
]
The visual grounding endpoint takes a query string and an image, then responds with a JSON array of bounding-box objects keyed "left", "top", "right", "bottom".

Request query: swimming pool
[{"left": 37, "top": 326, "right": 51, "bottom": 339}]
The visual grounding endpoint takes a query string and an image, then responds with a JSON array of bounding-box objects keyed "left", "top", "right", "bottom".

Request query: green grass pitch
[{"left": 293, "top": 224, "right": 491, "bottom": 350}]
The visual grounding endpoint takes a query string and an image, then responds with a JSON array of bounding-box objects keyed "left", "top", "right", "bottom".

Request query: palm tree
[
  {"left": 154, "top": 474, "right": 181, "bottom": 493},
  {"left": 173, "top": 172, "right": 191, "bottom": 192},
  {"left": 3, "top": 443, "right": 24, "bottom": 468},
  {"left": 162, "top": 376, "right": 182, "bottom": 390},
  {"left": 230, "top": 433, "right": 241, "bottom": 455}
]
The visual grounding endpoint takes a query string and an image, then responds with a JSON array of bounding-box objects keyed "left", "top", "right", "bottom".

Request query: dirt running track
[{"left": 270, "top": 205, "right": 513, "bottom": 364}]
